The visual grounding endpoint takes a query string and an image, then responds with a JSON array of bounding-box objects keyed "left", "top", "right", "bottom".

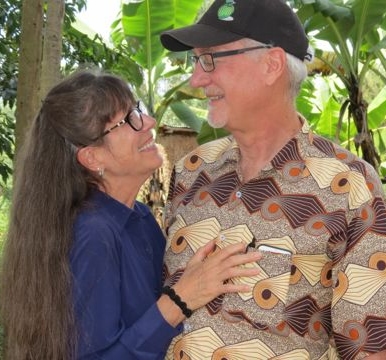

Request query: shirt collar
[
  {"left": 213, "top": 116, "right": 312, "bottom": 172},
  {"left": 88, "top": 189, "right": 151, "bottom": 229}
]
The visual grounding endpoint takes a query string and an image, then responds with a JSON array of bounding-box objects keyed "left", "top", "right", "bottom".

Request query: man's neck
[{"left": 234, "top": 113, "right": 302, "bottom": 182}]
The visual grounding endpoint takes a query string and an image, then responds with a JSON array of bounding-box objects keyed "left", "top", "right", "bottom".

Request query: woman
[{"left": 1, "top": 70, "right": 260, "bottom": 359}]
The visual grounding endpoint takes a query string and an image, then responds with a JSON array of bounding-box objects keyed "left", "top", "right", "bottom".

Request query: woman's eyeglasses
[{"left": 92, "top": 101, "right": 145, "bottom": 142}]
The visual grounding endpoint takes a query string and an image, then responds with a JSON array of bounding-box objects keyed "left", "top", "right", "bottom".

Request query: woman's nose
[{"left": 141, "top": 113, "right": 156, "bottom": 130}]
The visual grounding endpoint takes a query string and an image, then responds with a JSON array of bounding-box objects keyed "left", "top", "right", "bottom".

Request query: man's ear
[
  {"left": 77, "top": 146, "right": 101, "bottom": 172},
  {"left": 264, "top": 47, "right": 286, "bottom": 85}
]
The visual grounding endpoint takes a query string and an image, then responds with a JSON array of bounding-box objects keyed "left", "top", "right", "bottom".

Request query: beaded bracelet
[{"left": 161, "top": 286, "right": 193, "bottom": 318}]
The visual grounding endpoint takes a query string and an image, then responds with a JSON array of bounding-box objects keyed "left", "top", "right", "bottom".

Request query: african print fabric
[{"left": 163, "top": 119, "right": 386, "bottom": 360}]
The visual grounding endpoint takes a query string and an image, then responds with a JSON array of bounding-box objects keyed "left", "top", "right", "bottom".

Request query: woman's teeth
[{"left": 139, "top": 140, "right": 155, "bottom": 151}]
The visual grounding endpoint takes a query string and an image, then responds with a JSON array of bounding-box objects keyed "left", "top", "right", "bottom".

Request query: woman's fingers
[
  {"left": 212, "top": 241, "right": 247, "bottom": 260},
  {"left": 187, "top": 239, "right": 217, "bottom": 266},
  {"left": 176, "top": 242, "right": 263, "bottom": 310},
  {"left": 202, "top": 244, "right": 261, "bottom": 273},
  {"left": 222, "top": 250, "right": 262, "bottom": 268}
]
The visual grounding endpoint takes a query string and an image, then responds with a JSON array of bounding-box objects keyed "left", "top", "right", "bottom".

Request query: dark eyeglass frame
[
  {"left": 190, "top": 45, "right": 272, "bottom": 73},
  {"left": 92, "top": 101, "right": 144, "bottom": 142}
]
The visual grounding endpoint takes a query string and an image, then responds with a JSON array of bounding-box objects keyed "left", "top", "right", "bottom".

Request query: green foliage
[
  {"left": 0, "top": 0, "right": 22, "bottom": 109},
  {"left": 0, "top": 178, "right": 10, "bottom": 360},
  {"left": 295, "top": 0, "right": 386, "bottom": 171},
  {"left": 117, "top": 0, "right": 203, "bottom": 68},
  {"left": 111, "top": 0, "right": 205, "bottom": 124},
  {"left": 0, "top": 179, "right": 11, "bottom": 245},
  {"left": 62, "top": 25, "right": 142, "bottom": 81},
  {"left": 297, "top": 76, "right": 343, "bottom": 141},
  {"left": 197, "top": 122, "right": 230, "bottom": 145},
  {"left": 0, "top": 110, "right": 14, "bottom": 184},
  {"left": 62, "top": 1, "right": 143, "bottom": 78},
  {"left": 297, "top": 73, "right": 386, "bottom": 178},
  {"left": 169, "top": 101, "right": 203, "bottom": 133}
]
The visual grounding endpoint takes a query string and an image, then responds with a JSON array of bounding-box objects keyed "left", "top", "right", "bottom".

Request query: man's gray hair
[
  {"left": 241, "top": 38, "right": 308, "bottom": 101},
  {"left": 286, "top": 52, "right": 308, "bottom": 99}
]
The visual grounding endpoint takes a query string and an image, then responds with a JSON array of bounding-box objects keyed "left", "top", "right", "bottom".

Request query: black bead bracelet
[{"left": 161, "top": 286, "right": 193, "bottom": 318}]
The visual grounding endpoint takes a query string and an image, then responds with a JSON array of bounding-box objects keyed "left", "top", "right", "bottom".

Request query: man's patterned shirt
[{"left": 163, "top": 120, "right": 386, "bottom": 360}]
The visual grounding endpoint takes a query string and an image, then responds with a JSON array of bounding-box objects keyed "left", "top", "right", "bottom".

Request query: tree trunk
[
  {"left": 40, "top": 0, "right": 65, "bottom": 99},
  {"left": 349, "top": 80, "right": 381, "bottom": 172},
  {"left": 15, "top": 0, "right": 44, "bottom": 153}
]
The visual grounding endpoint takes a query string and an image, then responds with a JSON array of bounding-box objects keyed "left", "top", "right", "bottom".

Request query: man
[{"left": 160, "top": 0, "right": 386, "bottom": 359}]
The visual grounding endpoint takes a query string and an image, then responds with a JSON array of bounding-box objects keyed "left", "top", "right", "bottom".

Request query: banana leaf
[{"left": 116, "top": 0, "right": 204, "bottom": 69}]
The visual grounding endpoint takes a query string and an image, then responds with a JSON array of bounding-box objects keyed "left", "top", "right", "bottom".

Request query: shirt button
[
  {"left": 236, "top": 191, "right": 242, "bottom": 198},
  {"left": 219, "top": 234, "right": 226, "bottom": 241},
  {"left": 184, "top": 323, "right": 192, "bottom": 332}
]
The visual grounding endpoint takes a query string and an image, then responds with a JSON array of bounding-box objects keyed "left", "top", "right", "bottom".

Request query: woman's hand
[{"left": 172, "top": 239, "right": 261, "bottom": 312}]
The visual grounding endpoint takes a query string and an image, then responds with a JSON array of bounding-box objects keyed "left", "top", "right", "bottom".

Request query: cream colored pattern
[
  {"left": 342, "top": 263, "right": 386, "bottom": 305},
  {"left": 170, "top": 327, "right": 225, "bottom": 360},
  {"left": 292, "top": 254, "right": 331, "bottom": 286},
  {"left": 305, "top": 157, "right": 372, "bottom": 209},
  {"left": 176, "top": 137, "right": 233, "bottom": 173},
  {"left": 213, "top": 339, "right": 309, "bottom": 359},
  {"left": 167, "top": 215, "right": 221, "bottom": 253}
]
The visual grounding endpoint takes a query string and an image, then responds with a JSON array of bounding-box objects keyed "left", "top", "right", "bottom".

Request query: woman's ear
[{"left": 77, "top": 146, "right": 101, "bottom": 172}]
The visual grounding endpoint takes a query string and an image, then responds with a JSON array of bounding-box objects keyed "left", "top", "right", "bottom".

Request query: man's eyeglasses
[
  {"left": 93, "top": 101, "right": 145, "bottom": 142},
  {"left": 189, "top": 45, "right": 272, "bottom": 73}
]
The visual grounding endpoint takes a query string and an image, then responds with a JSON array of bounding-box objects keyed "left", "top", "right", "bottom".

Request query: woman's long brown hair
[{"left": 0, "top": 70, "right": 135, "bottom": 359}]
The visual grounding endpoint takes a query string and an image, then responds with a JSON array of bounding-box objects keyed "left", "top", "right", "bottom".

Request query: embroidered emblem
[{"left": 217, "top": 0, "right": 236, "bottom": 21}]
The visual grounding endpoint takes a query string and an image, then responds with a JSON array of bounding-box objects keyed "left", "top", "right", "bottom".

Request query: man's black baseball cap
[{"left": 160, "top": 0, "right": 310, "bottom": 61}]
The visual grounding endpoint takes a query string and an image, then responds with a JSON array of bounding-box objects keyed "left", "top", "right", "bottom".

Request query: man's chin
[{"left": 208, "top": 117, "right": 227, "bottom": 129}]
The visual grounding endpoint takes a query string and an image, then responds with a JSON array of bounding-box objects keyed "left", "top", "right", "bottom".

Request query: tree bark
[
  {"left": 15, "top": 0, "right": 44, "bottom": 153},
  {"left": 349, "top": 79, "right": 381, "bottom": 172},
  {"left": 40, "top": 0, "right": 65, "bottom": 99}
]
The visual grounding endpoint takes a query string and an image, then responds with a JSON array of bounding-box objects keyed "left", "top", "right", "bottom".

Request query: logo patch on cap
[{"left": 217, "top": 0, "right": 236, "bottom": 21}]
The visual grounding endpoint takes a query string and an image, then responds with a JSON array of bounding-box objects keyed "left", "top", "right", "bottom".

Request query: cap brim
[{"left": 160, "top": 23, "right": 243, "bottom": 51}]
